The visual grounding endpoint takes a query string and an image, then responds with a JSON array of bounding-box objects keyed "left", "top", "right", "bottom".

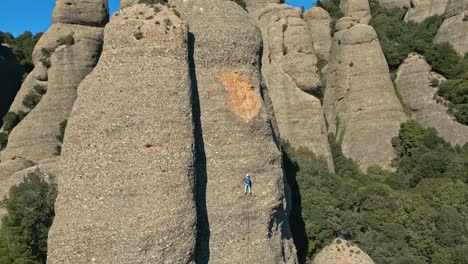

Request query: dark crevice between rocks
[
  {"left": 188, "top": 32, "right": 210, "bottom": 264},
  {"left": 282, "top": 148, "right": 309, "bottom": 264}
]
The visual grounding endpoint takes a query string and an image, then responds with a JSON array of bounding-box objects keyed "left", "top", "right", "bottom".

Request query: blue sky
[{"left": 1, "top": 0, "right": 315, "bottom": 37}]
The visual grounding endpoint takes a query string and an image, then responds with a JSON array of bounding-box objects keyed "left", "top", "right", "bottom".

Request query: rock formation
[
  {"left": 1, "top": 0, "right": 107, "bottom": 163},
  {"left": 404, "top": 0, "right": 449, "bottom": 23},
  {"left": 47, "top": 4, "right": 197, "bottom": 263},
  {"left": 396, "top": 53, "right": 468, "bottom": 145},
  {"left": 340, "top": 0, "right": 372, "bottom": 24},
  {"left": 324, "top": 18, "right": 407, "bottom": 170},
  {"left": 248, "top": 3, "right": 335, "bottom": 171},
  {"left": 377, "top": 0, "right": 410, "bottom": 9},
  {"left": 312, "top": 238, "right": 375, "bottom": 264},
  {"left": 434, "top": 0, "right": 468, "bottom": 56},
  {"left": 245, "top": 0, "right": 282, "bottom": 13},
  {"left": 0, "top": 44, "right": 24, "bottom": 127},
  {"left": 172, "top": 0, "right": 298, "bottom": 263},
  {"left": 53, "top": 0, "right": 109, "bottom": 26},
  {"left": 304, "top": 6, "right": 333, "bottom": 60}
]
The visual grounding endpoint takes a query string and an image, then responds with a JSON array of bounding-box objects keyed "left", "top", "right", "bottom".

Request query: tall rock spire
[
  {"left": 47, "top": 3, "right": 197, "bottom": 263},
  {"left": 171, "top": 0, "right": 298, "bottom": 262}
]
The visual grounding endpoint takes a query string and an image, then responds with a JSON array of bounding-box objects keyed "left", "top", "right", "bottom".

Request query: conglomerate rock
[
  {"left": 340, "top": 0, "right": 372, "bottom": 24},
  {"left": 396, "top": 53, "right": 468, "bottom": 145},
  {"left": 324, "top": 18, "right": 407, "bottom": 170},
  {"left": 434, "top": 0, "right": 468, "bottom": 56},
  {"left": 0, "top": 44, "right": 24, "bottom": 127},
  {"left": 377, "top": 0, "right": 410, "bottom": 9},
  {"left": 312, "top": 238, "right": 375, "bottom": 264},
  {"left": 245, "top": 0, "right": 282, "bottom": 13},
  {"left": 251, "top": 3, "right": 335, "bottom": 171},
  {"left": 47, "top": 4, "right": 197, "bottom": 264},
  {"left": 404, "top": 0, "right": 449, "bottom": 23},
  {"left": 304, "top": 6, "right": 333, "bottom": 60},
  {"left": 53, "top": 0, "right": 109, "bottom": 26},
  {"left": 171, "top": 0, "right": 298, "bottom": 263}
]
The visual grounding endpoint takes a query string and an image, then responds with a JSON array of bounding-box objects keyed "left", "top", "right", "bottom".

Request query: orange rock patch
[{"left": 218, "top": 72, "right": 262, "bottom": 123}]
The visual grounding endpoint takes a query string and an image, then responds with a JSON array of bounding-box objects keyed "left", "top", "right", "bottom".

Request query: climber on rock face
[{"left": 244, "top": 174, "right": 252, "bottom": 195}]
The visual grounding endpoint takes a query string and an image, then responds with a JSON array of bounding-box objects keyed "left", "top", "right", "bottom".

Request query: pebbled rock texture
[
  {"left": 251, "top": 3, "right": 335, "bottom": 171},
  {"left": 172, "top": 0, "right": 298, "bottom": 263},
  {"left": 304, "top": 6, "right": 333, "bottom": 60},
  {"left": 434, "top": 0, "right": 468, "bottom": 56},
  {"left": 404, "top": 0, "right": 449, "bottom": 22},
  {"left": 396, "top": 53, "right": 468, "bottom": 145},
  {"left": 47, "top": 4, "right": 197, "bottom": 264},
  {"left": 0, "top": 44, "right": 24, "bottom": 127},
  {"left": 312, "top": 238, "right": 375, "bottom": 264},
  {"left": 53, "top": 0, "right": 109, "bottom": 27},
  {"left": 324, "top": 18, "right": 407, "bottom": 170},
  {"left": 340, "top": 0, "right": 372, "bottom": 24}
]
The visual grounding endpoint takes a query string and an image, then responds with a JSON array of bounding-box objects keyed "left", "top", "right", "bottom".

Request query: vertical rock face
[
  {"left": 53, "top": 0, "right": 109, "bottom": 26},
  {"left": 1, "top": 1, "right": 106, "bottom": 163},
  {"left": 172, "top": 0, "right": 297, "bottom": 263},
  {"left": 251, "top": 3, "right": 335, "bottom": 171},
  {"left": 434, "top": 0, "right": 468, "bottom": 56},
  {"left": 396, "top": 53, "right": 468, "bottom": 145},
  {"left": 47, "top": 4, "right": 197, "bottom": 263},
  {"left": 377, "top": 0, "right": 410, "bottom": 9},
  {"left": 340, "top": 0, "right": 372, "bottom": 24},
  {"left": 324, "top": 18, "right": 407, "bottom": 170},
  {"left": 312, "top": 239, "right": 375, "bottom": 264},
  {"left": 404, "top": 0, "right": 449, "bottom": 23},
  {"left": 0, "top": 44, "right": 24, "bottom": 127},
  {"left": 304, "top": 6, "right": 333, "bottom": 60}
]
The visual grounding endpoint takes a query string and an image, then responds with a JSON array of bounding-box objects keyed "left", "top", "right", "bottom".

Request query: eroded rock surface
[
  {"left": 312, "top": 238, "right": 375, "bottom": 264},
  {"left": 434, "top": 0, "right": 468, "bottom": 56},
  {"left": 340, "top": 0, "right": 372, "bottom": 24},
  {"left": 251, "top": 3, "right": 335, "bottom": 171},
  {"left": 172, "top": 0, "right": 298, "bottom": 263},
  {"left": 396, "top": 53, "right": 468, "bottom": 145},
  {"left": 53, "top": 0, "right": 109, "bottom": 26},
  {"left": 404, "top": 0, "right": 449, "bottom": 22},
  {"left": 377, "top": 0, "right": 410, "bottom": 9},
  {"left": 324, "top": 18, "right": 407, "bottom": 170},
  {"left": 47, "top": 4, "right": 197, "bottom": 264},
  {"left": 305, "top": 6, "right": 332, "bottom": 60}
]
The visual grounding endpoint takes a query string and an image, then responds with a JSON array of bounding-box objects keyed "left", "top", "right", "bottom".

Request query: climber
[{"left": 244, "top": 174, "right": 252, "bottom": 195}]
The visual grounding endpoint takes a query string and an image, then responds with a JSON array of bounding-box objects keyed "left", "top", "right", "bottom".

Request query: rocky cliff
[
  {"left": 172, "top": 1, "right": 297, "bottom": 262},
  {"left": 247, "top": 3, "right": 335, "bottom": 171},
  {"left": 396, "top": 53, "right": 468, "bottom": 145},
  {"left": 377, "top": 0, "right": 410, "bottom": 9},
  {"left": 404, "top": 0, "right": 449, "bottom": 22},
  {"left": 340, "top": 0, "right": 372, "bottom": 24},
  {"left": 324, "top": 17, "right": 407, "bottom": 170},
  {"left": 304, "top": 6, "right": 333, "bottom": 60},
  {"left": 434, "top": 0, "right": 468, "bottom": 55},
  {"left": 0, "top": 1, "right": 107, "bottom": 163},
  {"left": 0, "top": 44, "right": 24, "bottom": 127},
  {"left": 312, "top": 239, "right": 375, "bottom": 264},
  {"left": 47, "top": 4, "right": 197, "bottom": 263}
]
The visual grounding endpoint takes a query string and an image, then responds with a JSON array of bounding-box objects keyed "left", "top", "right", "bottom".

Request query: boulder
[
  {"left": 404, "top": 0, "right": 449, "bottom": 23},
  {"left": 377, "top": 0, "right": 411, "bottom": 9},
  {"left": 1, "top": 0, "right": 107, "bottom": 163},
  {"left": 444, "top": 0, "right": 468, "bottom": 17},
  {"left": 53, "top": 0, "right": 109, "bottom": 27},
  {"left": 340, "top": 0, "right": 372, "bottom": 24},
  {"left": 47, "top": 4, "right": 197, "bottom": 263},
  {"left": 312, "top": 238, "right": 375, "bottom": 264},
  {"left": 434, "top": 0, "right": 468, "bottom": 56},
  {"left": 252, "top": 3, "right": 335, "bottom": 171},
  {"left": 171, "top": 0, "right": 298, "bottom": 263},
  {"left": 245, "top": 0, "right": 282, "bottom": 13},
  {"left": 324, "top": 19, "right": 407, "bottom": 170},
  {"left": 304, "top": 6, "right": 333, "bottom": 60},
  {"left": 0, "top": 45, "right": 24, "bottom": 127},
  {"left": 396, "top": 53, "right": 468, "bottom": 145}
]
